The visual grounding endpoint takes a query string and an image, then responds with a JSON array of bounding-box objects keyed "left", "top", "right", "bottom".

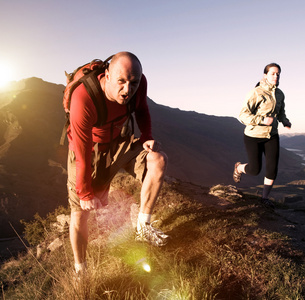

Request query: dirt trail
[{"left": 177, "top": 180, "right": 305, "bottom": 254}]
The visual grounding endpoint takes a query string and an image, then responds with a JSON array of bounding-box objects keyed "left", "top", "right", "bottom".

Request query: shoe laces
[
  {"left": 146, "top": 220, "right": 169, "bottom": 239},
  {"left": 137, "top": 220, "right": 169, "bottom": 245}
]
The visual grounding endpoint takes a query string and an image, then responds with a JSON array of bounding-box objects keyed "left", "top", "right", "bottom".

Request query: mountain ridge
[{"left": 0, "top": 77, "right": 304, "bottom": 238}]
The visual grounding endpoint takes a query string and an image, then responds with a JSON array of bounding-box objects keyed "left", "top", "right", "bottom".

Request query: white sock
[
  {"left": 75, "top": 261, "right": 87, "bottom": 274},
  {"left": 137, "top": 212, "right": 151, "bottom": 231}
]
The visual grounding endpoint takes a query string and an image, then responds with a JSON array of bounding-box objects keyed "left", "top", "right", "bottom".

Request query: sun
[{"left": 0, "top": 60, "right": 14, "bottom": 89}]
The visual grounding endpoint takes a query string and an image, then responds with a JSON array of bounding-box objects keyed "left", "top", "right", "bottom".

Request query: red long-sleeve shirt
[{"left": 67, "top": 74, "right": 152, "bottom": 201}]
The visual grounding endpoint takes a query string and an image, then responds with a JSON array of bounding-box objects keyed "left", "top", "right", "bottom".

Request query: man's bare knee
[
  {"left": 147, "top": 151, "right": 168, "bottom": 173},
  {"left": 71, "top": 211, "right": 90, "bottom": 229}
]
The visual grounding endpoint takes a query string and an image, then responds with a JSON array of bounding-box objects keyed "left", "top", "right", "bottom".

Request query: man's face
[{"left": 104, "top": 56, "right": 142, "bottom": 105}]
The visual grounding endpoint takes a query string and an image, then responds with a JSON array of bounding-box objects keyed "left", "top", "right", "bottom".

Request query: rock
[
  {"left": 52, "top": 214, "right": 70, "bottom": 233},
  {"left": 36, "top": 244, "right": 44, "bottom": 259},
  {"left": 209, "top": 184, "right": 243, "bottom": 203},
  {"left": 47, "top": 238, "right": 63, "bottom": 252},
  {"left": 57, "top": 214, "right": 70, "bottom": 226}
]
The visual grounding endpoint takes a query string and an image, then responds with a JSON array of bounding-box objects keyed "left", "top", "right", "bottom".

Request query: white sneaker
[{"left": 135, "top": 221, "right": 169, "bottom": 247}]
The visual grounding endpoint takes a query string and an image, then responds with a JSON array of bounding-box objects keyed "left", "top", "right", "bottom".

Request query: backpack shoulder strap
[
  {"left": 60, "top": 57, "right": 114, "bottom": 145},
  {"left": 79, "top": 70, "right": 107, "bottom": 127},
  {"left": 59, "top": 72, "right": 107, "bottom": 145}
]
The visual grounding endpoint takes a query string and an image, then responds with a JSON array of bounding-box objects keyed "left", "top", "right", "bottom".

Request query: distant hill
[
  {"left": 0, "top": 77, "right": 304, "bottom": 237},
  {"left": 145, "top": 99, "right": 304, "bottom": 187},
  {"left": 280, "top": 134, "right": 305, "bottom": 166},
  {"left": 281, "top": 134, "right": 305, "bottom": 149},
  {"left": 0, "top": 78, "right": 68, "bottom": 237}
]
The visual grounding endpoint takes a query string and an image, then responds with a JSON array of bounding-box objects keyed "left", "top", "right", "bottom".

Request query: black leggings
[{"left": 244, "top": 134, "right": 280, "bottom": 180}]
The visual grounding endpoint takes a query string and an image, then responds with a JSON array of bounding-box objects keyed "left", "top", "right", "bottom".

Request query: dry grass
[{"left": 1, "top": 173, "right": 305, "bottom": 299}]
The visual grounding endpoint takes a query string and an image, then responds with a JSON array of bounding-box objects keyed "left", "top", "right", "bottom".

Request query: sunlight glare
[{"left": 0, "top": 60, "right": 14, "bottom": 89}]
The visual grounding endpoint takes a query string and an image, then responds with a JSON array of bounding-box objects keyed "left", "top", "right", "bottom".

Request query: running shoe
[
  {"left": 260, "top": 198, "right": 275, "bottom": 210},
  {"left": 233, "top": 162, "right": 242, "bottom": 183},
  {"left": 135, "top": 221, "right": 169, "bottom": 247}
]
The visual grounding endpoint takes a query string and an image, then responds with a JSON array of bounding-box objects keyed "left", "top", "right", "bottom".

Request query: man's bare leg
[
  {"left": 140, "top": 151, "right": 167, "bottom": 214},
  {"left": 135, "top": 151, "right": 168, "bottom": 245},
  {"left": 70, "top": 210, "right": 90, "bottom": 272}
]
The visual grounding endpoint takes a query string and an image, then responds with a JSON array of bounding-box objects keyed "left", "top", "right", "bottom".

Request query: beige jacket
[{"left": 239, "top": 79, "right": 290, "bottom": 138}]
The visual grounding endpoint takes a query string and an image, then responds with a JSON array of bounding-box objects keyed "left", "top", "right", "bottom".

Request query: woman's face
[{"left": 264, "top": 66, "right": 280, "bottom": 86}]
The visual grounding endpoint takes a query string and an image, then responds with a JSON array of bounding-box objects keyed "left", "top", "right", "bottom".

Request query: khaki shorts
[{"left": 67, "top": 136, "right": 148, "bottom": 212}]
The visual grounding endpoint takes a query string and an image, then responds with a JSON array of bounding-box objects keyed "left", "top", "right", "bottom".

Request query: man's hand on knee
[{"left": 143, "top": 140, "right": 162, "bottom": 152}]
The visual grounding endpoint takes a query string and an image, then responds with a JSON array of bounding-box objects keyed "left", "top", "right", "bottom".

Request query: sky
[{"left": 0, "top": 0, "right": 304, "bottom": 134}]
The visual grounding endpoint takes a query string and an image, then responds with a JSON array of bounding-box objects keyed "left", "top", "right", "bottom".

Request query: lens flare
[
  {"left": 142, "top": 262, "right": 151, "bottom": 272},
  {"left": 136, "top": 257, "right": 151, "bottom": 273}
]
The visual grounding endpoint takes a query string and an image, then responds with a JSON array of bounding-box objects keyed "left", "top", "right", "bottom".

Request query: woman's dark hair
[
  {"left": 255, "top": 62, "right": 281, "bottom": 87},
  {"left": 263, "top": 63, "right": 281, "bottom": 74}
]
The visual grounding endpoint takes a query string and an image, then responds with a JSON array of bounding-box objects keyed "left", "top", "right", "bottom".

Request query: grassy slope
[{"left": 1, "top": 173, "right": 305, "bottom": 299}]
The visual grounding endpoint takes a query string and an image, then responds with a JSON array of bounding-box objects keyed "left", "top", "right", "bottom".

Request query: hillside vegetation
[
  {"left": 1, "top": 77, "right": 304, "bottom": 238},
  {"left": 1, "top": 173, "right": 305, "bottom": 299}
]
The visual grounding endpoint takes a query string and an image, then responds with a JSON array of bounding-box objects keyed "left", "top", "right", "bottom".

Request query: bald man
[{"left": 66, "top": 52, "right": 168, "bottom": 275}]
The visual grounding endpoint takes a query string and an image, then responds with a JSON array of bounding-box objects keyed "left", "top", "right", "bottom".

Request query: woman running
[{"left": 233, "top": 63, "right": 291, "bottom": 209}]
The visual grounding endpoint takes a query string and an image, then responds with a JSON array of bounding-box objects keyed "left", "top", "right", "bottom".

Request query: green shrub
[{"left": 20, "top": 205, "right": 70, "bottom": 246}]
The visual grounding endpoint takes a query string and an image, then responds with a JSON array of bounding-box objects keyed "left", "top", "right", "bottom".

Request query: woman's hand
[
  {"left": 282, "top": 120, "right": 292, "bottom": 129},
  {"left": 263, "top": 116, "right": 274, "bottom": 126}
]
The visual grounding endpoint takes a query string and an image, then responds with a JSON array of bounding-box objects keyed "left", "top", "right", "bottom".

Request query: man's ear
[{"left": 105, "top": 69, "right": 110, "bottom": 82}]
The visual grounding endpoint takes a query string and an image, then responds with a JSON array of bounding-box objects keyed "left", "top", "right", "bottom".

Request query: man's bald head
[
  {"left": 103, "top": 52, "right": 143, "bottom": 105},
  {"left": 109, "top": 52, "right": 142, "bottom": 73}
]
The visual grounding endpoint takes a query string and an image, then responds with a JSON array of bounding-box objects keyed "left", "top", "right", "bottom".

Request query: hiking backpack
[{"left": 60, "top": 56, "right": 136, "bottom": 145}]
